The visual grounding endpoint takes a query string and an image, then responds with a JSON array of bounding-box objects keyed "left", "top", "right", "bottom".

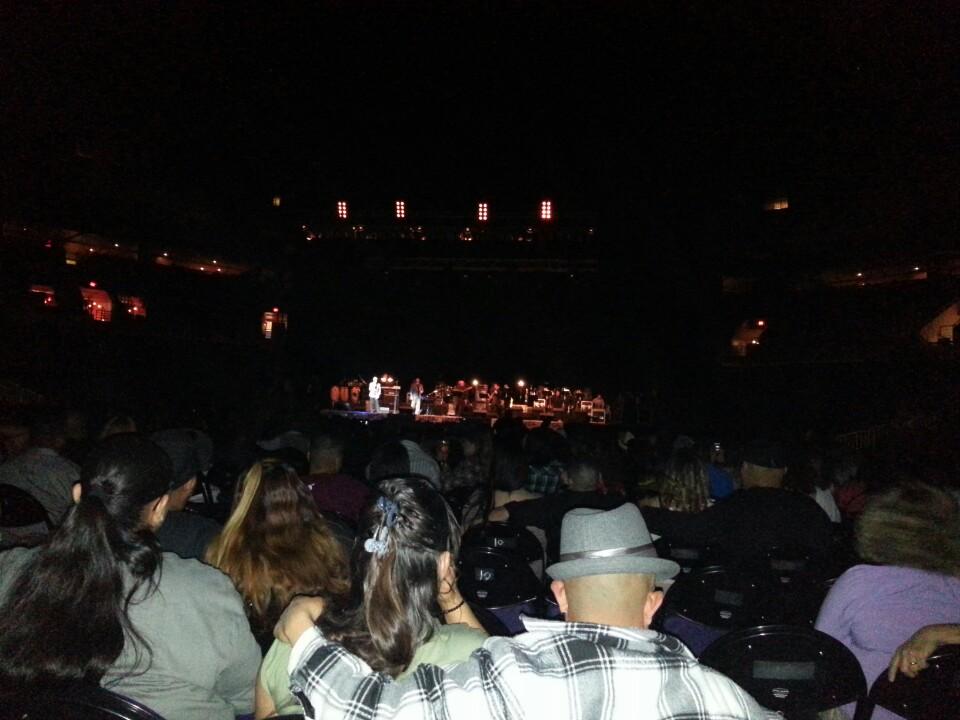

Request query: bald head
[
  {"left": 552, "top": 573, "right": 663, "bottom": 629},
  {"left": 741, "top": 462, "right": 786, "bottom": 489}
]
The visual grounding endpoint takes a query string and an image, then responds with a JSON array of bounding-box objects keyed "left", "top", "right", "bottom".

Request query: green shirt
[{"left": 261, "top": 623, "right": 487, "bottom": 715}]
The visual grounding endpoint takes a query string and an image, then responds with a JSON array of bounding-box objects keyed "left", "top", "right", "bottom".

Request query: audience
[
  {"left": 639, "top": 447, "right": 710, "bottom": 512},
  {"left": 98, "top": 414, "right": 138, "bottom": 439},
  {"left": 151, "top": 428, "right": 222, "bottom": 560},
  {"left": 784, "top": 451, "right": 841, "bottom": 523},
  {"left": 367, "top": 438, "right": 442, "bottom": 489},
  {"left": 0, "top": 409, "right": 80, "bottom": 525},
  {"left": 887, "top": 623, "right": 960, "bottom": 680},
  {"left": 492, "top": 457, "right": 622, "bottom": 561},
  {"left": 303, "top": 431, "right": 371, "bottom": 525},
  {"left": 815, "top": 482, "right": 960, "bottom": 719},
  {"left": 276, "top": 503, "right": 774, "bottom": 719},
  {"left": 257, "top": 476, "right": 486, "bottom": 718},
  {"left": 206, "top": 459, "right": 350, "bottom": 652},
  {"left": 0, "top": 434, "right": 260, "bottom": 719},
  {"left": 0, "top": 419, "right": 30, "bottom": 463},
  {"left": 489, "top": 442, "right": 537, "bottom": 507},
  {"left": 641, "top": 440, "right": 834, "bottom": 562},
  {"left": 1, "top": 386, "right": 958, "bottom": 720}
]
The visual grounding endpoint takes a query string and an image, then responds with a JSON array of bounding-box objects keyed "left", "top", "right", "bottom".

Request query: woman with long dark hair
[
  {"left": 206, "top": 460, "right": 350, "bottom": 652},
  {"left": 256, "top": 476, "right": 485, "bottom": 718},
  {"left": 0, "top": 434, "right": 260, "bottom": 720}
]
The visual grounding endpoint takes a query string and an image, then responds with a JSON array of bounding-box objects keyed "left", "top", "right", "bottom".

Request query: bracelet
[{"left": 442, "top": 598, "right": 466, "bottom": 615}]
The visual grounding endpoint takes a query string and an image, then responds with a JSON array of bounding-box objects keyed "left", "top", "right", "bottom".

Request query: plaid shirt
[
  {"left": 288, "top": 617, "right": 776, "bottom": 720},
  {"left": 525, "top": 460, "right": 564, "bottom": 495}
]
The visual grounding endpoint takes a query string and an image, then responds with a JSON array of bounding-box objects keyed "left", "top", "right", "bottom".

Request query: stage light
[
  {"left": 856, "top": 272, "right": 863, "bottom": 278},
  {"left": 751, "top": 339, "right": 760, "bottom": 345},
  {"left": 113, "top": 243, "right": 119, "bottom": 248},
  {"left": 478, "top": 202, "right": 489, "bottom": 222},
  {"left": 88, "top": 281, "right": 97, "bottom": 287},
  {"left": 757, "top": 320, "right": 765, "bottom": 327},
  {"left": 472, "top": 379, "right": 479, "bottom": 386},
  {"left": 162, "top": 252, "right": 169, "bottom": 257},
  {"left": 913, "top": 266, "right": 920, "bottom": 271},
  {"left": 517, "top": 379, "right": 526, "bottom": 388},
  {"left": 395, "top": 200, "right": 406, "bottom": 219},
  {"left": 212, "top": 259, "right": 218, "bottom": 264},
  {"left": 539, "top": 199, "right": 553, "bottom": 221},
  {"left": 272, "top": 307, "right": 279, "bottom": 313},
  {"left": 337, "top": 200, "right": 348, "bottom": 219}
]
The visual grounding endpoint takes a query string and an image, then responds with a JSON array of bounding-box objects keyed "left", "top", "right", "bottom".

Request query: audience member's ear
[
  {"left": 72, "top": 483, "right": 82, "bottom": 504},
  {"left": 551, "top": 579, "right": 569, "bottom": 615},
  {"left": 643, "top": 589, "right": 664, "bottom": 628}
]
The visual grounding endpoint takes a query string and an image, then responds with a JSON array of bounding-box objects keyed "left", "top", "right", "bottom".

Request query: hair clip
[
  {"left": 365, "top": 496, "right": 401, "bottom": 557},
  {"left": 364, "top": 536, "right": 389, "bottom": 556},
  {"left": 376, "top": 496, "right": 400, "bottom": 528}
]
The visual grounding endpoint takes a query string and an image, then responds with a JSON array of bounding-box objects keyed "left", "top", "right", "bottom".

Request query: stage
[{"left": 318, "top": 409, "right": 570, "bottom": 430}]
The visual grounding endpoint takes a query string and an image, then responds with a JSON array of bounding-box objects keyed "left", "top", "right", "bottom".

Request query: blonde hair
[
  {"left": 206, "top": 461, "right": 350, "bottom": 627},
  {"left": 856, "top": 482, "right": 960, "bottom": 577}
]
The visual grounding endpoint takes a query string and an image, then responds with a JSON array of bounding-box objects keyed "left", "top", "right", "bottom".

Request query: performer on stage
[
  {"left": 368, "top": 375, "right": 382, "bottom": 413},
  {"left": 408, "top": 377, "right": 424, "bottom": 415}
]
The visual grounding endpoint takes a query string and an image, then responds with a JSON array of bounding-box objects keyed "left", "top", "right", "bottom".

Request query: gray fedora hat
[{"left": 546, "top": 503, "right": 680, "bottom": 583}]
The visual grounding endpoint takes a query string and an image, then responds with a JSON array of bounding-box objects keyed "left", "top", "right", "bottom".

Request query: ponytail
[
  {"left": 0, "top": 435, "right": 172, "bottom": 686},
  {"left": 319, "top": 477, "right": 459, "bottom": 677}
]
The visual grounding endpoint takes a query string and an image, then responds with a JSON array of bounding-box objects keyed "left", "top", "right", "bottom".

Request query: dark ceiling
[{"left": 2, "top": 1, "right": 956, "bottom": 266}]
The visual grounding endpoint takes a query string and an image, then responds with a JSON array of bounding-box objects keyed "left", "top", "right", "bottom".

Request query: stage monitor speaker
[{"left": 381, "top": 386, "right": 400, "bottom": 414}]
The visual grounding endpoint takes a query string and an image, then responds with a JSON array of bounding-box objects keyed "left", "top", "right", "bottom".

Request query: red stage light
[
  {"left": 395, "top": 200, "right": 406, "bottom": 219},
  {"left": 337, "top": 200, "right": 348, "bottom": 219},
  {"left": 478, "top": 202, "right": 489, "bottom": 222},
  {"left": 539, "top": 199, "right": 553, "bottom": 221}
]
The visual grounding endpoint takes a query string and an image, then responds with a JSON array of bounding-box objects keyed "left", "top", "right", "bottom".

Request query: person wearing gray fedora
[
  {"left": 546, "top": 504, "right": 679, "bottom": 631},
  {"left": 275, "top": 503, "right": 775, "bottom": 719}
]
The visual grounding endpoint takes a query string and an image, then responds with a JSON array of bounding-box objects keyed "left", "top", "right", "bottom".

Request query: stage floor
[{"left": 319, "top": 409, "right": 571, "bottom": 430}]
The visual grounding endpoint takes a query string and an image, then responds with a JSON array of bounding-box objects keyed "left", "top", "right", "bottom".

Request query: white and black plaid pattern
[{"left": 288, "top": 618, "right": 778, "bottom": 720}]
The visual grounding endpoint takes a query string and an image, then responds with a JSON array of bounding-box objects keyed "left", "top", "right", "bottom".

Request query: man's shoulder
[
  {"left": 159, "top": 551, "right": 233, "bottom": 595},
  {"left": 481, "top": 621, "right": 771, "bottom": 717},
  {"left": 155, "top": 510, "right": 221, "bottom": 559},
  {"left": 505, "top": 618, "right": 693, "bottom": 663}
]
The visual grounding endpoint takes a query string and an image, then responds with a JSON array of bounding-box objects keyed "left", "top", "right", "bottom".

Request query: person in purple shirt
[
  {"left": 302, "top": 433, "right": 371, "bottom": 524},
  {"left": 815, "top": 482, "right": 960, "bottom": 720}
]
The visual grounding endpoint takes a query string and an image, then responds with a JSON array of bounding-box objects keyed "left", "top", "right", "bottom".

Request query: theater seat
[
  {"left": 0, "top": 682, "right": 165, "bottom": 720},
  {"left": 458, "top": 546, "right": 541, "bottom": 635},
  {"left": 652, "top": 565, "right": 783, "bottom": 656},
  {"left": 700, "top": 624, "right": 866, "bottom": 720},
  {"left": 852, "top": 644, "right": 960, "bottom": 720}
]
